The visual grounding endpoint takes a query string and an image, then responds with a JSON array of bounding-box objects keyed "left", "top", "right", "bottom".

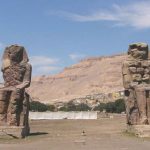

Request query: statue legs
[
  {"left": 124, "top": 89, "right": 139, "bottom": 125},
  {"left": 0, "top": 88, "right": 29, "bottom": 128},
  {"left": 0, "top": 90, "right": 9, "bottom": 125},
  {"left": 135, "top": 87, "right": 149, "bottom": 124},
  {"left": 7, "top": 89, "right": 24, "bottom": 126},
  {"left": 125, "top": 87, "right": 149, "bottom": 125}
]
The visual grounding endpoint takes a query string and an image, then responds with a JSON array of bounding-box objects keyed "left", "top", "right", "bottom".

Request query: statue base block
[
  {"left": 0, "top": 126, "right": 29, "bottom": 139},
  {"left": 127, "top": 125, "right": 150, "bottom": 137}
]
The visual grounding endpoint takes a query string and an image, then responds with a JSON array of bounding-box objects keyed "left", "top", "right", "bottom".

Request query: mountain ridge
[{"left": 28, "top": 54, "right": 127, "bottom": 104}]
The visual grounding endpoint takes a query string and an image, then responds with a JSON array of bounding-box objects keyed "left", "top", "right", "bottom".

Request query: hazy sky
[{"left": 1, "top": 0, "right": 150, "bottom": 76}]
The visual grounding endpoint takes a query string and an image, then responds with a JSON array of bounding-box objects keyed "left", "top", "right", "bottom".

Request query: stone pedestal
[
  {"left": 127, "top": 125, "right": 150, "bottom": 137},
  {"left": 0, "top": 126, "right": 30, "bottom": 139}
]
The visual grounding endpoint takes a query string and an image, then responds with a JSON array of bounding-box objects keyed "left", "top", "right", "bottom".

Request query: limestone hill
[{"left": 28, "top": 54, "right": 126, "bottom": 104}]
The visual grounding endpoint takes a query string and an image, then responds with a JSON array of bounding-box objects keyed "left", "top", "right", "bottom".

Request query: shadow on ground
[{"left": 29, "top": 132, "right": 48, "bottom": 137}]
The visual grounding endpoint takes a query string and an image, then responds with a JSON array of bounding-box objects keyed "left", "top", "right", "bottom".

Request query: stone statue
[
  {"left": 0, "top": 45, "right": 32, "bottom": 137},
  {"left": 122, "top": 43, "right": 150, "bottom": 125}
]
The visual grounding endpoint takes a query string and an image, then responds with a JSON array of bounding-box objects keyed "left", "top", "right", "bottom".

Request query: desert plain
[{"left": 0, "top": 114, "right": 150, "bottom": 150}]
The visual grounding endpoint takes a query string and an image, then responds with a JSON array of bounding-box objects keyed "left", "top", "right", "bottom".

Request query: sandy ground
[{"left": 0, "top": 115, "right": 150, "bottom": 150}]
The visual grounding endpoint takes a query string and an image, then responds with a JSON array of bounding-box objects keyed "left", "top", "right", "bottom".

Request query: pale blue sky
[{"left": 0, "top": 0, "right": 150, "bottom": 76}]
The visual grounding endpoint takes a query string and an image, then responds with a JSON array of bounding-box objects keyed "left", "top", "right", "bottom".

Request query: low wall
[{"left": 29, "top": 111, "right": 98, "bottom": 120}]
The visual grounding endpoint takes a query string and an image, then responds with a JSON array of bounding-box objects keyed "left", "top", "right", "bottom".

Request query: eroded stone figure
[
  {"left": 122, "top": 43, "right": 150, "bottom": 125},
  {"left": 0, "top": 45, "right": 32, "bottom": 131}
]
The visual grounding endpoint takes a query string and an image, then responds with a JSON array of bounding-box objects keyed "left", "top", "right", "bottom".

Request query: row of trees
[
  {"left": 30, "top": 99, "right": 125, "bottom": 113},
  {"left": 93, "top": 99, "right": 125, "bottom": 113},
  {"left": 30, "top": 101, "right": 55, "bottom": 112}
]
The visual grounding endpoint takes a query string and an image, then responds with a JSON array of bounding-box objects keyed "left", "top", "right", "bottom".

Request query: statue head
[
  {"left": 128, "top": 43, "right": 148, "bottom": 60},
  {"left": 1, "top": 45, "right": 29, "bottom": 70}
]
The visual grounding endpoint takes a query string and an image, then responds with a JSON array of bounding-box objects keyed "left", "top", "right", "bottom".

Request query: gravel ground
[{"left": 0, "top": 115, "right": 150, "bottom": 150}]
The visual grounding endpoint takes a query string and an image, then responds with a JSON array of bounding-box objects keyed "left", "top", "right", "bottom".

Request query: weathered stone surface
[
  {"left": 122, "top": 42, "right": 150, "bottom": 125},
  {"left": 0, "top": 45, "right": 32, "bottom": 138},
  {"left": 0, "top": 126, "right": 29, "bottom": 138}
]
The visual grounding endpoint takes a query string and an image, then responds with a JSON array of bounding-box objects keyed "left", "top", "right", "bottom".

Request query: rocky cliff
[{"left": 28, "top": 54, "right": 127, "bottom": 104}]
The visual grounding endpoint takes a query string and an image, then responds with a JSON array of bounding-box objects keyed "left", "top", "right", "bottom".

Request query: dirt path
[{"left": 0, "top": 115, "right": 150, "bottom": 150}]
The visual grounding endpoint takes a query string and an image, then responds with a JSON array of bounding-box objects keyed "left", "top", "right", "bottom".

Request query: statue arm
[
  {"left": 122, "top": 62, "right": 132, "bottom": 89},
  {"left": 16, "top": 63, "right": 32, "bottom": 89}
]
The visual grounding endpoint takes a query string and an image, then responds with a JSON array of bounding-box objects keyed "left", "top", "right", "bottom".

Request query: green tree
[
  {"left": 93, "top": 103, "right": 106, "bottom": 111},
  {"left": 114, "top": 99, "right": 125, "bottom": 113},
  {"left": 75, "top": 103, "right": 91, "bottom": 111},
  {"left": 58, "top": 102, "right": 91, "bottom": 111},
  {"left": 30, "top": 101, "right": 48, "bottom": 112},
  {"left": 105, "top": 102, "right": 116, "bottom": 113},
  {"left": 93, "top": 99, "right": 125, "bottom": 113},
  {"left": 47, "top": 104, "right": 55, "bottom": 112},
  {"left": 30, "top": 101, "right": 56, "bottom": 112}
]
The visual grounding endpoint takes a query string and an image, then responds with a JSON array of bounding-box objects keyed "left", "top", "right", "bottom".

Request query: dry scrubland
[{"left": 0, "top": 115, "right": 150, "bottom": 150}]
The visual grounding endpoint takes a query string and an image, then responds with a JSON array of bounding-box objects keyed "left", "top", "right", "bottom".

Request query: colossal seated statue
[
  {"left": 0, "top": 45, "right": 32, "bottom": 136},
  {"left": 122, "top": 43, "right": 150, "bottom": 125}
]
